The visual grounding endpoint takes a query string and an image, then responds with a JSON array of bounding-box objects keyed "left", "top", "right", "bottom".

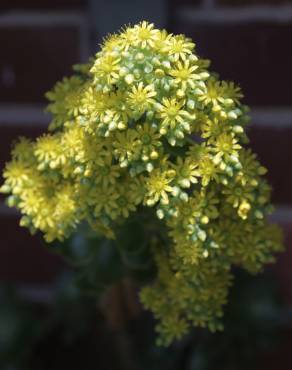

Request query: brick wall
[
  {"left": 0, "top": 2, "right": 89, "bottom": 284},
  {"left": 170, "top": 1, "right": 292, "bottom": 368},
  {"left": 0, "top": 0, "right": 168, "bottom": 287},
  {"left": 170, "top": 2, "right": 292, "bottom": 217},
  {"left": 0, "top": 0, "right": 291, "bottom": 354}
]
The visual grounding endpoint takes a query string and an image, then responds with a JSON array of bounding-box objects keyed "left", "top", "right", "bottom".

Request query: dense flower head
[{"left": 1, "top": 22, "right": 283, "bottom": 345}]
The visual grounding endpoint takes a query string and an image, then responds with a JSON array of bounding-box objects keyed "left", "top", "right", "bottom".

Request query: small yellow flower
[
  {"left": 221, "top": 81, "right": 243, "bottom": 105},
  {"left": 157, "top": 97, "right": 188, "bottom": 132},
  {"left": 127, "top": 82, "right": 157, "bottom": 114},
  {"left": 101, "top": 33, "right": 121, "bottom": 53},
  {"left": 81, "top": 85, "right": 110, "bottom": 119},
  {"left": 136, "top": 123, "right": 162, "bottom": 161},
  {"left": 34, "top": 134, "right": 66, "bottom": 169},
  {"left": 162, "top": 35, "right": 195, "bottom": 61},
  {"left": 236, "top": 149, "right": 267, "bottom": 186},
  {"left": 153, "top": 29, "right": 172, "bottom": 50},
  {"left": 46, "top": 76, "right": 84, "bottom": 129},
  {"left": 133, "top": 21, "right": 159, "bottom": 49},
  {"left": 91, "top": 54, "right": 121, "bottom": 85},
  {"left": 169, "top": 60, "right": 200, "bottom": 89},
  {"left": 222, "top": 182, "right": 254, "bottom": 208},
  {"left": 198, "top": 78, "right": 225, "bottom": 111},
  {"left": 94, "top": 154, "right": 120, "bottom": 188},
  {"left": 2, "top": 161, "right": 31, "bottom": 190},
  {"left": 114, "top": 184, "right": 137, "bottom": 218},
  {"left": 119, "top": 27, "right": 136, "bottom": 50},
  {"left": 173, "top": 157, "right": 200, "bottom": 188},
  {"left": 18, "top": 189, "right": 43, "bottom": 216},
  {"left": 198, "top": 155, "right": 220, "bottom": 186},
  {"left": 201, "top": 118, "right": 225, "bottom": 140},
  {"left": 194, "top": 188, "right": 220, "bottom": 221},
  {"left": 174, "top": 197, "right": 201, "bottom": 226},
  {"left": 113, "top": 129, "right": 139, "bottom": 166},
  {"left": 61, "top": 124, "right": 84, "bottom": 158},
  {"left": 93, "top": 187, "right": 119, "bottom": 219},
  {"left": 11, "top": 137, "right": 34, "bottom": 162},
  {"left": 145, "top": 169, "right": 174, "bottom": 206},
  {"left": 213, "top": 133, "right": 241, "bottom": 164}
]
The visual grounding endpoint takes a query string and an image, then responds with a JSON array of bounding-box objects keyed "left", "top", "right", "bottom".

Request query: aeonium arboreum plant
[{"left": 1, "top": 21, "right": 283, "bottom": 345}]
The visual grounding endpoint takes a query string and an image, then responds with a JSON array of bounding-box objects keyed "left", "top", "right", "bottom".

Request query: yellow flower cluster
[{"left": 1, "top": 21, "right": 283, "bottom": 345}]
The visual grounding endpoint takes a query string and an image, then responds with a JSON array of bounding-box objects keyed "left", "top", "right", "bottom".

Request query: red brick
[
  {"left": 0, "top": 27, "right": 80, "bottom": 103},
  {"left": 170, "top": 0, "right": 202, "bottom": 7},
  {"left": 259, "top": 330, "right": 292, "bottom": 370},
  {"left": 0, "top": 216, "right": 65, "bottom": 283},
  {"left": 248, "top": 126, "right": 292, "bottom": 205},
  {"left": 272, "top": 222, "right": 292, "bottom": 303},
  {"left": 171, "top": 22, "right": 292, "bottom": 106},
  {"left": 260, "top": 221, "right": 292, "bottom": 370},
  {"left": 0, "top": 0, "right": 86, "bottom": 10},
  {"left": 218, "top": 0, "right": 292, "bottom": 5},
  {"left": 169, "top": 0, "right": 202, "bottom": 25}
]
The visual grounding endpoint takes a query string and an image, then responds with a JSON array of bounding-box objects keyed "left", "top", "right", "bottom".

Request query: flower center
[
  {"left": 178, "top": 69, "right": 190, "bottom": 80},
  {"left": 141, "top": 133, "right": 151, "bottom": 145},
  {"left": 99, "top": 166, "right": 110, "bottom": 176},
  {"left": 139, "top": 29, "right": 151, "bottom": 40},
  {"left": 168, "top": 106, "right": 179, "bottom": 117},
  {"left": 117, "top": 196, "right": 127, "bottom": 207}
]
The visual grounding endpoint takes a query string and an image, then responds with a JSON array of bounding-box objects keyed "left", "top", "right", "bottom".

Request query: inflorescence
[{"left": 1, "top": 22, "right": 283, "bottom": 345}]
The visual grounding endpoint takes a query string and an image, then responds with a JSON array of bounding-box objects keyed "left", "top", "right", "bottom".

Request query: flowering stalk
[{"left": 1, "top": 22, "right": 283, "bottom": 345}]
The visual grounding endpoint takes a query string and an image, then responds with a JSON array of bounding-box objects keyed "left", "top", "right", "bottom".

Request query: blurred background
[{"left": 0, "top": 0, "right": 292, "bottom": 369}]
